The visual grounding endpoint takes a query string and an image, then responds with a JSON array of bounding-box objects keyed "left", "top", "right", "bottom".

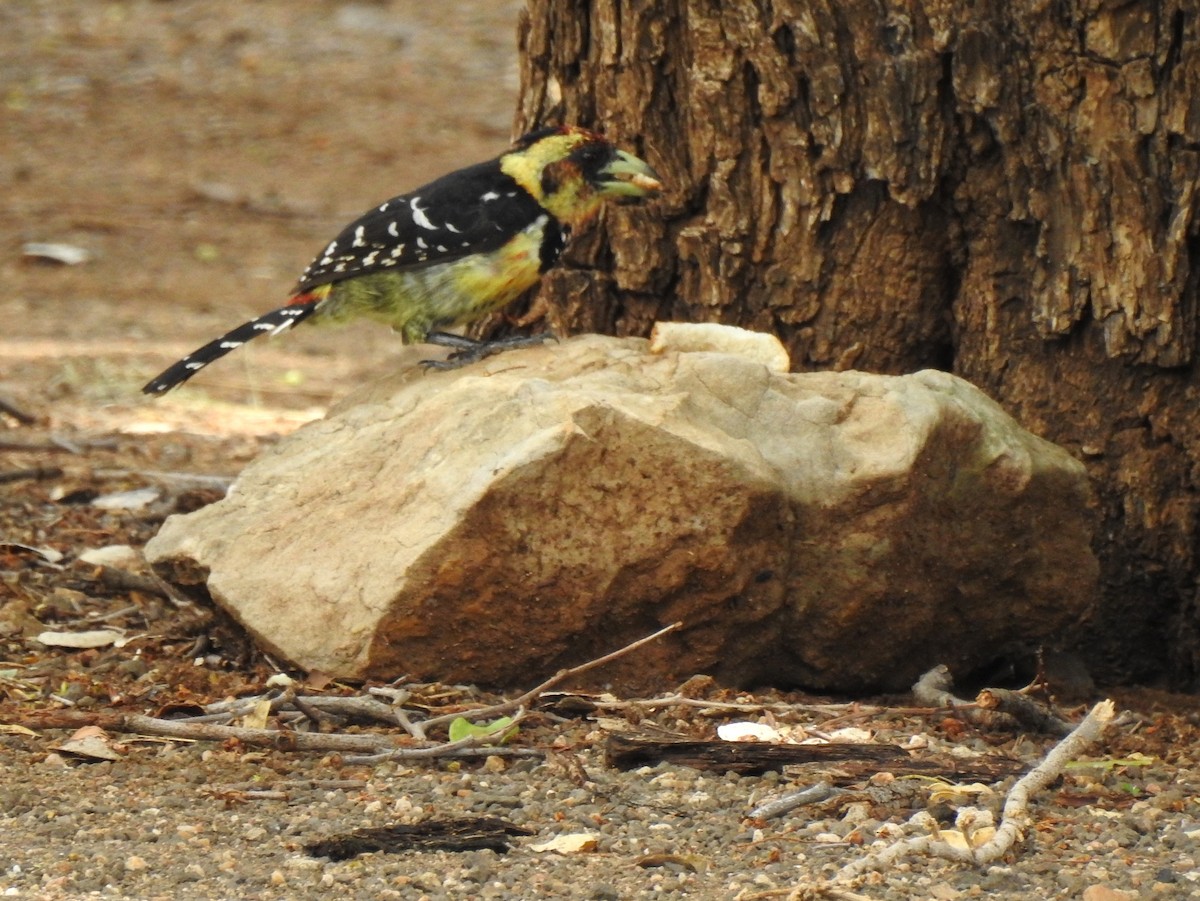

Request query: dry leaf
[
  {"left": 634, "top": 853, "right": 707, "bottom": 872},
  {"left": 36, "top": 629, "right": 126, "bottom": 649},
  {"left": 939, "top": 825, "right": 996, "bottom": 851},
  {"left": 54, "top": 727, "right": 121, "bottom": 762},
  {"left": 22, "top": 242, "right": 92, "bottom": 265},
  {"left": 717, "top": 722, "right": 781, "bottom": 742},
  {"left": 529, "top": 833, "right": 599, "bottom": 854},
  {"left": 91, "top": 488, "right": 160, "bottom": 511},
  {"left": 240, "top": 699, "right": 273, "bottom": 730},
  {"left": 928, "top": 782, "right": 997, "bottom": 806},
  {"left": 77, "top": 545, "right": 140, "bottom": 567}
]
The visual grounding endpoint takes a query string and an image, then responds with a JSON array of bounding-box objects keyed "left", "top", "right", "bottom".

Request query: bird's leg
[{"left": 420, "top": 331, "right": 556, "bottom": 370}]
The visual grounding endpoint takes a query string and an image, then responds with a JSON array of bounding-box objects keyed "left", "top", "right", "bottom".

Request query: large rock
[{"left": 146, "top": 331, "right": 1097, "bottom": 691}]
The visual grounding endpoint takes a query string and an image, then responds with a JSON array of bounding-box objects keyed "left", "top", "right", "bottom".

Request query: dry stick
[
  {"left": 122, "top": 712, "right": 539, "bottom": 760},
  {"left": 0, "top": 396, "right": 37, "bottom": 425},
  {"left": 195, "top": 693, "right": 412, "bottom": 727},
  {"left": 91, "top": 468, "right": 236, "bottom": 491},
  {"left": 910, "top": 664, "right": 1017, "bottom": 730},
  {"left": 341, "top": 708, "right": 531, "bottom": 764},
  {"left": 90, "top": 565, "right": 175, "bottom": 600},
  {"left": 834, "top": 698, "right": 1117, "bottom": 882},
  {"left": 411, "top": 621, "right": 684, "bottom": 740},
  {"left": 976, "top": 687, "right": 1073, "bottom": 737},
  {"left": 748, "top": 780, "right": 838, "bottom": 820},
  {"left": 599, "top": 694, "right": 853, "bottom": 717},
  {"left": 971, "top": 698, "right": 1115, "bottom": 863},
  {"left": 0, "top": 466, "right": 63, "bottom": 485}
]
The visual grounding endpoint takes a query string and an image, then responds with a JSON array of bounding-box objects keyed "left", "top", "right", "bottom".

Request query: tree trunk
[{"left": 514, "top": 0, "right": 1200, "bottom": 686}]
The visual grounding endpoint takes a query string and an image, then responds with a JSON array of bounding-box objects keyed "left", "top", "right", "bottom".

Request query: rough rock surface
[{"left": 146, "top": 332, "right": 1097, "bottom": 691}]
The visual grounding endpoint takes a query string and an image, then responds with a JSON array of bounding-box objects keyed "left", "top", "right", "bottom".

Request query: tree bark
[{"left": 514, "top": 0, "right": 1200, "bottom": 685}]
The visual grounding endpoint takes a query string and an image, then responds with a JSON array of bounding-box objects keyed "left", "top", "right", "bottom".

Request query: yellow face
[{"left": 500, "top": 126, "right": 662, "bottom": 227}]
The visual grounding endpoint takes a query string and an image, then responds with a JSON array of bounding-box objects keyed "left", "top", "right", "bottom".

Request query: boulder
[{"left": 146, "top": 330, "right": 1097, "bottom": 691}]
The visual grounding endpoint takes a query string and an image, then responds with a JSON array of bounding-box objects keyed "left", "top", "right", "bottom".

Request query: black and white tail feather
[{"left": 141, "top": 303, "right": 318, "bottom": 395}]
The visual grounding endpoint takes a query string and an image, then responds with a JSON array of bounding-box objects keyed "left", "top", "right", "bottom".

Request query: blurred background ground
[{"left": 2, "top": 0, "right": 523, "bottom": 436}]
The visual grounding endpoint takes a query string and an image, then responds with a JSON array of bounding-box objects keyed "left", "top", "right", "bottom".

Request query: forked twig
[
  {"left": 834, "top": 699, "right": 1117, "bottom": 882},
  {"left": 412, "top": 621, "right": 683, "bottom": 739}
]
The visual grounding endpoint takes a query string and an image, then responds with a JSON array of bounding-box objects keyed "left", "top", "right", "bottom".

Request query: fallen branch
[
  {"left": 0, "top": 465, "right": 63, "bottom": 485},
  {"left": 306, "top": 816, "right": 533, "bottom": 860},
  {"left": 4, "top": 707, "right": 537, "bottom": 758},
  {"left": 597, "top": 694, "right": 858, "bottom": 718},
  {"left": 834, "top": 698, "right": 1117, "bottom": 882},
  {"left": 124, "top": 712, "right": 537, "bottom": 760},
  {"left": 976, "top": 687, "right": 1073, "bottom": 737},
  {"left": 606, "top": 735, "right": 906, "bottom": 776},
  {"left": 910, "top": 665, "right": 1017, "bottom": 730},
  {"left": 971, "top": 698, "right": 1115, "bottom": 862}
]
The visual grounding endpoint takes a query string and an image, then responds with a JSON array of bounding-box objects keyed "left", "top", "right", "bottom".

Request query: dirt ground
[
  {"left": 5, "top": 4, "right": 1200, "bottom": 900},
  {"left": 2, "top": 0, "right": 523, "bottom": 424}
]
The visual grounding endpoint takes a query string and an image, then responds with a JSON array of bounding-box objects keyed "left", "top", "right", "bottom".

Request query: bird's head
[{"left": 502, "top": 125, "right": 663, "bottom": 227}]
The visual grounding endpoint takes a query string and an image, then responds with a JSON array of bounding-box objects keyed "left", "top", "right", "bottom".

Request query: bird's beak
[{"left": 598, "top": 149, "right": 663, "bottom": 199}]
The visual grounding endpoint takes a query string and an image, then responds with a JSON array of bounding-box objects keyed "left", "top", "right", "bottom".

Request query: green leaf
[
  {"left": 1063, "top": 752, "right": 1155, "bottom": 772},
  {"left": 447, "top": 715, "right": 518, "bottom": 745}
]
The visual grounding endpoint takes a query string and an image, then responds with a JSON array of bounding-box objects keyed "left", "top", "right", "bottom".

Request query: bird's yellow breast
[{"left": 313, "top": 216, "right": 550, "bottom": 343}]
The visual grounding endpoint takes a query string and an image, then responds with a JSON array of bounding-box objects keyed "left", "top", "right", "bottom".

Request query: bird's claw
[{"left": 419, "top": 333, "right": 556, "bottom": 370}]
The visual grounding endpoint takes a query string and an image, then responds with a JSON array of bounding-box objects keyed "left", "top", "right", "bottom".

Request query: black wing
[{"left": 295, "top": 160, "right": 549, "bottom": 293}]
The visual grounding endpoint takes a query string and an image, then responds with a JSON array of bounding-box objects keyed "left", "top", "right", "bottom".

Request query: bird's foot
[{"left": 419, "top": 332, "right": 556, "bottom": 371}]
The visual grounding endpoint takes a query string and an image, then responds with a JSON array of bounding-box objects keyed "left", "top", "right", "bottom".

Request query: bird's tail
[{"left": 141, "top": 297, "right": 320, "bottom": 395}]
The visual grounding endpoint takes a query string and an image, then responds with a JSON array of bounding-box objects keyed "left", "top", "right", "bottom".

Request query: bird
[{"left": 142, "top": 126, "right": 663, "bottom": 395}]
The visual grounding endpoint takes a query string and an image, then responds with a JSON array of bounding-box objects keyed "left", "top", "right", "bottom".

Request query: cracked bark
[{"left": 514, "top": 0, "right": 1200, "bottom": 685}]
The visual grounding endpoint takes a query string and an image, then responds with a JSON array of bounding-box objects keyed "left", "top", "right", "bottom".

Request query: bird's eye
[{"left": 575, "top": 143, "right": 608, "bottom": 165}]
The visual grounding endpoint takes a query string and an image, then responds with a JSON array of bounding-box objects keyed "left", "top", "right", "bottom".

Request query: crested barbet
[{"left": 142, "top": 126, "right": 663, "bottom": 394}]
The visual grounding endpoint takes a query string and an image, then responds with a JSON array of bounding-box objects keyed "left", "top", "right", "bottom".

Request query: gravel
[{"left": 2, "top": 696, "right": 1199, "bottom": 900}]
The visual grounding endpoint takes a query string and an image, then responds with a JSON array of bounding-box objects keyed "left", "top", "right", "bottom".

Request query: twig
[
  {"left": 124, "top": 712, "right": 538, "bottom": 761},
  {"left": 598, "top": 694, "right": 851, "bottom": 717},
  {"left": 976, "top": 687, "right": 1073, "bottom": 736},
  {"left": 341, "top": 708, "right": 531, "bottom": 764},
  {"left": 197, "top": 693, "right": 402, "bottom": 726},
  {"left": 748, "top": 781, "right": 838, "bottom": 820},
  {"left": 834, "top": 699, "right": 1117, "bottom": 881},
  {"left": 91, "top": 468, "right": 235, "bottom": 491},
  {"left": 415, "top": 621, "right": 683, "bottom": 737},
  {"left": 910, "top": 665, "right": 1017, "bottom": 730},
  {"left": 0, "top": 395, "right": 36, "bottom": 425},
  {"left": 284, "top": 689, "right": 341, "bottom": 730},
  {"left": 7, "top": 625, "right": 681, "bottom": 763},
  {"left": 89, "top": 565, "right": 172, "bottom": 599},
  {"left": 0, "top": 466, "right": 63, "bottom": 485},
  {"left": 971, "top": 698, "right": 1115, "bottom": 863}
]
